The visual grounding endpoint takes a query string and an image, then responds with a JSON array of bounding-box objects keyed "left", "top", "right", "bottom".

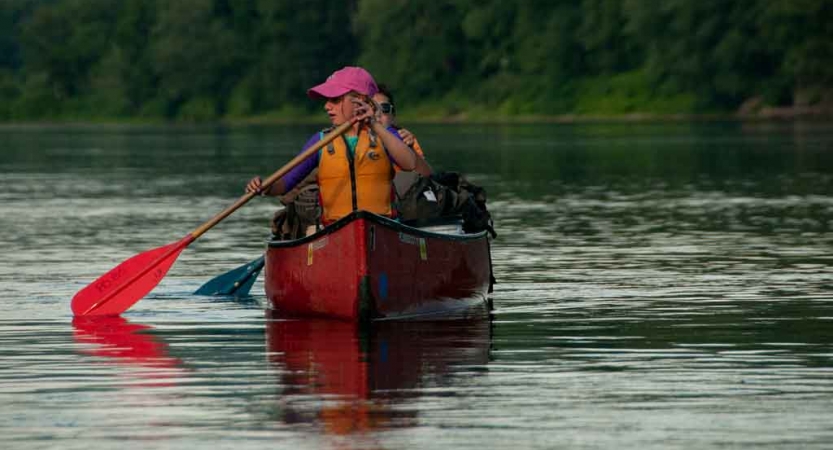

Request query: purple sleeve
[
  {"left": 385, "top": 125, "right": 409, "bottom": 169},
  {"left": 387, "top": 125, "right": 404, "bottom": 141},
  {"left": 385, "top": 125, "right": 404, "bottom": 161},
  {"left": 282, "top": 133, "right": 322, "bottom": 191}
]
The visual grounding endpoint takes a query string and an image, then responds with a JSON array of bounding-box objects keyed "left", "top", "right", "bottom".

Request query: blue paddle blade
[{"left": 194, "top": 255, "right": 265, "bottom": 297}]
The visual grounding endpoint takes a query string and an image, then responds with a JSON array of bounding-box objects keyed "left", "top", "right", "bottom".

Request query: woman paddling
[{"left": 246, "top": 67, "right": 418, "bottom": 224}]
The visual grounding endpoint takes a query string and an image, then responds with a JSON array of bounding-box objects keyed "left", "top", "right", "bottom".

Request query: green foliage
[
  {"left": 0, "top": 0, "right": 41, "bottom": 71},
  {"left": 0, "top": 69, "right": 20, "bottom": 119},
  {"left": 20, "top": 0, "right": 119, "bottom": 98},
  {"left": 249, "top": 0, "right": 357, "bottom": 113},
  {"left": 12, "top": 73, "right": 60, "bottom": 119},
  {"left": 0, "top": 0, "right": 830, "bottom": 121},
  {"left": 758, "top": 0, "right": 833, "bottom": 105},
  {"left": 85, "top": 50, "right": 133, "bottom": 118},
  {"left": 356, "top": 1, "right": 467, "bottom": 101},
  {"left": 621, "top": 0, "right": 782, "bottom": 110},
  {"left": 578, "top": 0, "right": 639, "bottom": 74},
  {"left": 574, "top": 70, "right": 697, "bottom": 114},
  {"left": 112, "top": 0, "right": 159, "bottom": 114},
  {"left": 151, "top": 0, "right": 246, "bottom": 118},
  {"left": 178, "top": 96, "right": 219, "bottom": 121}
]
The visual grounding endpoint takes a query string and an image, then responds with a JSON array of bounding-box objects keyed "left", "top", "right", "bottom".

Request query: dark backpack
[{"left": 397, "top": 171, "right": 496, "bottom": 238}]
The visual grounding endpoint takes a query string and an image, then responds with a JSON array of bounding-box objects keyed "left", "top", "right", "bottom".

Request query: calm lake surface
[{"left": 1, "top": 121, "right": 832, "bottom": 449}]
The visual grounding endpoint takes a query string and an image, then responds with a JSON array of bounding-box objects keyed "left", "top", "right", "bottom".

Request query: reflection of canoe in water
[
  {"left": 266, "top": 317, "right": 492, "bottom": 434},
  {"left": 265, "top": 211, "right": 493, "bottom": 321}
]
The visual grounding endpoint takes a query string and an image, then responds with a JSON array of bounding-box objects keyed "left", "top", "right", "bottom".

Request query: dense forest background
[{"left": 0, "top": 0, "right": 831, "bottom": 122}]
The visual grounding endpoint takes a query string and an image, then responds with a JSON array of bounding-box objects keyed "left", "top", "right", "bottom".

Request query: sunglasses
[{"left": 379, "top": 102, "right": 395, "bottom": 114}]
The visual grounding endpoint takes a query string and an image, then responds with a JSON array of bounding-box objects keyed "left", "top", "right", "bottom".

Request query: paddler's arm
[
  {"left": 246, "top": 177, "right": 287, "bottom": 196},
  {"left": 392, "top": 126, "right": 433, "bottom": 176},
  {"left": 353, "top": 96, "right": 418, "bottom": 171},
  {"left": 413, "top": 157, "right": 433, "bottom": 177},
  {"left": 409, "top": 140, "right": 433, "bottom": 177},
  {"left": 370, "top": 121, "right": 418, "bottom": 171},
  {"left": 246, "top": 176, "right": 286, "bottom": 196},
  {"left": 245, "top": 134, "right": 321, "bottom": 196}
]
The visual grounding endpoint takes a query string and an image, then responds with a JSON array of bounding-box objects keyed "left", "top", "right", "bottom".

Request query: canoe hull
[{"left": 264, "top": 211, "right": 492, "bottom": 321}]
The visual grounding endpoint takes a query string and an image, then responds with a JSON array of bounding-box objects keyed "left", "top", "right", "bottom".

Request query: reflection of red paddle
[
  {"left": 71, "top": 120, "right": 355, "bottom": 316},
  {"left": 72, "top": 316, "right": 180, "bottom": 368}
]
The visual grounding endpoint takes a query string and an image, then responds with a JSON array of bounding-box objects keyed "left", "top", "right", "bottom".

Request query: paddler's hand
[
  {"left": 351, "top": 96, "right": 376, "bottom": 126},
  {"left": 246, "top": 176, "right": 265, "bottom": 196},
  {"left": 397, "top": 128, "right": 416, "bottom": 147}
]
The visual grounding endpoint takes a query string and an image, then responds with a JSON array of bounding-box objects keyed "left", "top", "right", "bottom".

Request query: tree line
[{"left": 0, "top": 0, "right": 830, "bottom": 121}]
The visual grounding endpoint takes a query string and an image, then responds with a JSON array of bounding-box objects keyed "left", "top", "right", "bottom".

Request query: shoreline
[{"left": 1, "top": 107, "right": 830, "bottom": 128}]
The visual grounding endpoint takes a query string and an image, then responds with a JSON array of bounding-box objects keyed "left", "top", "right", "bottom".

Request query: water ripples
[{"left": 2, "top": 124, "right": 833, "bottom": 448}]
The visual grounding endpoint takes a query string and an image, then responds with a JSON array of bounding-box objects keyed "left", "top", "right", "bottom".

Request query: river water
[{"left": 1, "top": 121, "right": 832, "bottom": 449}]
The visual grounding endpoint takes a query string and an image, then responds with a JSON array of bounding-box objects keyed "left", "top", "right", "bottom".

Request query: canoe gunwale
[{"left": 266, "top": 210, "right": 489, "bottom": 249}]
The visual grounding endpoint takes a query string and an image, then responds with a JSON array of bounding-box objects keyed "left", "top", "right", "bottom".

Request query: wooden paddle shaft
[{"left": 189, "top": 120, "right": 355, "bottom": 240}]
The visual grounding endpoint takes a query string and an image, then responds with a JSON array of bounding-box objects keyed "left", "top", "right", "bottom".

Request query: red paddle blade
[{"left": 71, "top": 236, "right": 193, "bottom": 317}]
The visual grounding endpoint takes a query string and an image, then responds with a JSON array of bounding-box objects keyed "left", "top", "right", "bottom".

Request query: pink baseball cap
[{"left": 307, "top": 66, "right": 379, "bottom": 100}]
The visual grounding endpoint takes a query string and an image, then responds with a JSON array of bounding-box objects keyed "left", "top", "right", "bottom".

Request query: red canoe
[{"left": 264, "top": 211, "right": 494, "bottom": 321}]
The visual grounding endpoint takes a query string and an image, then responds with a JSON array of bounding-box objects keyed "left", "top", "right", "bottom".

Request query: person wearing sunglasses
[
  {"left": 373, "top": 84, "right": 432, "bottom": 177},
  {"left": 245, "top": 67, "right": 418, "bottom": 225}
]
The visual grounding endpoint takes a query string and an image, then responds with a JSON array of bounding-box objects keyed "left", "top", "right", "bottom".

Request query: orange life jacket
[{"left": 318, "top": 128, "right": 394, "bottom": 223}]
